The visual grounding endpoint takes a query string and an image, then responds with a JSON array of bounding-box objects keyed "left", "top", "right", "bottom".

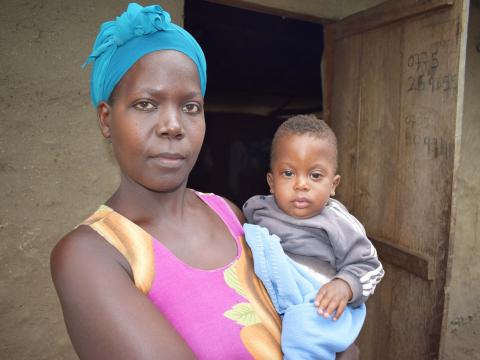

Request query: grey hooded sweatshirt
[{"left": 243, "top": 195, "right": 384, "bottom": 307}]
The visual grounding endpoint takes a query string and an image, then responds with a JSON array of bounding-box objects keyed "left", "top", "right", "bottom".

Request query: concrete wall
[
  {"left": 0, "top": 1, "right": 183, "bottom": 359},
  {"left": 442, "top": 1, "right": 480, "bottom": 358}
]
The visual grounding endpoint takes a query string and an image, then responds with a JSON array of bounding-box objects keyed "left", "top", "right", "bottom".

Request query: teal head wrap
[{"left": 84, "top": 3, "right": 207, "bottom": 107}]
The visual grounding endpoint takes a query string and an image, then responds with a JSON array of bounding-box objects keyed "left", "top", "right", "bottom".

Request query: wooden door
[{"left": 325, "top": 0, "right": 467, "bottom": 358}]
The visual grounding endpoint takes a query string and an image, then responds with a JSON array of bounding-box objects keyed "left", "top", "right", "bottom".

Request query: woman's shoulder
[
  {"left": 194, "top": 191, "right": 245, "bottom": 224},
  {"left": 50, "top": 224, "right": 132, "bottom": 286},
  {"left": 51, "top": 226, "right": 102, "bottom": 269},
  {"left": 51, "top": 205, "right": 137, "bottom": 290},
  {"left": 51, "top": 224, "right": 113, "bottom": 261},
  {"left": 50, "top": 225, "right": 195, "bottom": 359}
]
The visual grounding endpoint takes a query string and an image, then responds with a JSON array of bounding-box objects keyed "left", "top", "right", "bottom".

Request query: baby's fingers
[
  {"left": 314, "top": 288, "right": 326, "bottom": 307},
  {"left": 316, "top": 291, "right": 333, "bottom": 317},
  {"left": 323, "top": 298, "right": 341, "bottom": 319},
  {"left": 332, "top": 299, "right": 348, "bottom": 321}
]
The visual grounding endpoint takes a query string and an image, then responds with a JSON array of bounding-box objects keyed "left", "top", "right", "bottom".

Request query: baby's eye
[
  {"left": 182, "top": 103, "right": 201, "bottom": 113},
  {"left": 133, "top": 101, "right": 156, "bottom": 112},
  {"left": 282, "top": 170, "right": 294, "bottom": 177},
  {"left": 310, "top": 172, "right": 323, "bottom": 180}
]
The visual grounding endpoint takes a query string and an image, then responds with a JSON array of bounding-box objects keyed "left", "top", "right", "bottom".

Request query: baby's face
[{"left": 267, "top": 134, "right": 340, "bottom": 219}]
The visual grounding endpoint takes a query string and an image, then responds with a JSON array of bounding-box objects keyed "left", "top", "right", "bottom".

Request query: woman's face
[{"left": 98, "top": 50, "right": 205, "bottom": 193}]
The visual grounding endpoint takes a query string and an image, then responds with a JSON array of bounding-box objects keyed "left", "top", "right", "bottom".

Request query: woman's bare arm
[{"left": 51, "top": 226, "right": 195, "bottom": 360}]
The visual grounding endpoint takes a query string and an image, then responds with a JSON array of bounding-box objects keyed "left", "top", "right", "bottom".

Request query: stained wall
[
  {"left": 0, "top": 1, "right": 183, "bottom": 359},
  {"left": 442, "top": 1, "right": 480, "bottom": 358}
]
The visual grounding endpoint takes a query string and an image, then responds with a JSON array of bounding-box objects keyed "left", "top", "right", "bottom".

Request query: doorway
[{"left": 185, "top": 0, "right": 324, "bottom": 207}]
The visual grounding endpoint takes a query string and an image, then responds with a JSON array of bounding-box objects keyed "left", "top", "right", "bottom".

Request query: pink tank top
[{"left": 81, "top": 192, "right": 282, "bottom": 359}]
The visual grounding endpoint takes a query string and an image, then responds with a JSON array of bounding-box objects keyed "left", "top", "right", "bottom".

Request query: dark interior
[{"left": 185, "top": 0, "right": 324, "bottom": 206}]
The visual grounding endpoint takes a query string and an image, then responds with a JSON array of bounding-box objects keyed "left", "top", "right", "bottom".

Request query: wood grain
[
  {"left": 334, "top": 0, "right": 454, "bottom": 40},
  {"left": 327, "top": 0, "right": 464, "bottom": 358}
]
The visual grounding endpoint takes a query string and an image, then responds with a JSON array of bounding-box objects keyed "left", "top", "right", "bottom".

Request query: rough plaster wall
[
  {"left": 443, "top": 2, "right": 480, "bottom": 359},
  {"left": 0, "top": 1, "right": 183, "bottom": 359}
]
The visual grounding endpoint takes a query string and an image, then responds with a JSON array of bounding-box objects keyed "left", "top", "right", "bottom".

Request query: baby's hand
[{"left": 314, "top": 278, "right": 353, "bottom": 320}]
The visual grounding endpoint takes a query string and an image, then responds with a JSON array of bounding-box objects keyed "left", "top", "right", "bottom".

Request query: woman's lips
[{"left": 149, "top": 152, "right": 185, "bottom": 168}]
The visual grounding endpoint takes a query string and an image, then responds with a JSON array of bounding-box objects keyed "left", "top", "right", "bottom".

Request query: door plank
[
  {"left": 328, "top": 1, "right": 464, "bottom": 358},
  {"left": 393, "top": 9, "right": 460, "bottom": 358},
  {"left": 335, "top": 0, "right": 454, "bottom": 40},
  {"left": 330, "top": 32, "right": 362, "bottom": 211},
  {"left": 355, "top": 23, "right": 402, "bottom": 244},
  {"left": 370, "top": 236, "right": 435, "bottom": 280},
  {"left": 354, "top": 24, "right": 402, "bottom": 360}
]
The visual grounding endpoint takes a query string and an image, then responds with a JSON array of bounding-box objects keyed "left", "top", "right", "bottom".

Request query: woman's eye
[
  {"left": 133, "top": 101, "right": 156, "bottom": 111},
  {"left": 282, "top": 170, "right": 294, "bottom": 177},
  {"left": 182, "top": 103, "right": 201, "bottom": 113}
]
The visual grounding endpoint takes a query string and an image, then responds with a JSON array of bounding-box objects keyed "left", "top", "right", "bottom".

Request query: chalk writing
[
  {"left": 404, "top": 113, "right": 429, "bottom": 128},
  {"left": 428, "top": 73, "right": 457, "bottom": 92},
  {"left": 407, "top": 75, "right": 426, "bottom": 91},
  {"left": 407, "top": 73, "right": 457, "bottom": 93},
  {"left": 407, "top": 50, "right": 439, "bottom": 75},
  {"left": 405, "top": 133, "right": 454, "bottom": 160},
  {"left": 406, "top": 48, "right": 457, "bottom": 93},
  {"left": 404, "top": 114, "right": 454, "bottom": 161}
]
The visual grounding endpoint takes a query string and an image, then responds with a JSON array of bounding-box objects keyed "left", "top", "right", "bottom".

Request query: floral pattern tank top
[{"left": 81, "top": 191, "right": 282, "bottom": 359}]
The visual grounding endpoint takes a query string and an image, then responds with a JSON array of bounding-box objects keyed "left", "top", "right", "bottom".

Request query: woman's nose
[{"left": 155, "top": 107, "right": 185, "bottom": 140}]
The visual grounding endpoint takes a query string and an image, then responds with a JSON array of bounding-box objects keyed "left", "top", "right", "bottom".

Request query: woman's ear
[
  {"left": 97, "top": 102, "right": 112, "bottom": 139},
  {"left": 331, "top": 175, "right": 341, "bottom": 196},
  {"left": 267, "top": 173, "right": 274, "bottom": 194}
]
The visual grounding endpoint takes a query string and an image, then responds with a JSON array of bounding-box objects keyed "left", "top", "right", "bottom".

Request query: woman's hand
[{"left": 314, "top": 278, "right": 353, "bottom": 321}]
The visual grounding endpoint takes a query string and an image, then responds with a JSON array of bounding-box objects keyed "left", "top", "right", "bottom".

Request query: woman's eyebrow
[
  {"left": 183, "top": 90, "right": 203, "bottom": 99},
  {"left": 129, "top": 88, "right": 203, "bottom": 99}
]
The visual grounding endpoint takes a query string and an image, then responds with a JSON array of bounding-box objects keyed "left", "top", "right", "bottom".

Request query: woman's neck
[{"left": 105, "top": 173, "right": 193, "bottom": 225}]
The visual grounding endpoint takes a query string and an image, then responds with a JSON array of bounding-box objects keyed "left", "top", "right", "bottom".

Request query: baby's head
[{"left": 267, "top": 114, "right": 340, "bottom": 219}]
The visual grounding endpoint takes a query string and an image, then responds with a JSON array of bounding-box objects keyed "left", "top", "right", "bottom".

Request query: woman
[{"left": 50, "top": 4, "right": 281, "bottom": 359}]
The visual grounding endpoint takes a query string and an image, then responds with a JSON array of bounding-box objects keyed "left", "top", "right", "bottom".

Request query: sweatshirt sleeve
[{"left": 324, "top": 202, "right": 385, "bottom": 307}]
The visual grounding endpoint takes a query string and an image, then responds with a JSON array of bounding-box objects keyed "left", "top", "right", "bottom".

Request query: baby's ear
[
  {"left": 331, "top": 175, "right": 341, "bottom": 196},
  {"left": 97, "top": 102, "right": 112, "bottom": 139},
  {"left": 266, "top": 173, "right": 274, "bottom": 194}
]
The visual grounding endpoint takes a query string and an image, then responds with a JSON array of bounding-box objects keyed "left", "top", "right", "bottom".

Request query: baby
[{"left": 243, "top": 114, "right": 384, "bottom": 358}]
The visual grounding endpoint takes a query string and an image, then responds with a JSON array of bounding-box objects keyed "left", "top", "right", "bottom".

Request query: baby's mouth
[{"left": 292, "top": 198, "right": 310, "bottom": 209}]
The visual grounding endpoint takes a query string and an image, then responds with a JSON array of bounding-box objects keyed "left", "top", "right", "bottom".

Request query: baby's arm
[
  {"left": 331, "top": 227, "right": 384, "bottom": 308},
  {"left": 317, "top": 201, "right": 384, "bottom": 316}
]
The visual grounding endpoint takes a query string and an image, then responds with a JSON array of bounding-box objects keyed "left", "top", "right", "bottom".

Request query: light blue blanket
[{"left": 243, "top": 223, "right": 366, "bottom": 360}]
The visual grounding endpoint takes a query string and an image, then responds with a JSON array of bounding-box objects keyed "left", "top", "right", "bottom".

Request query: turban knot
[{"left": 84, "top": 3, "right": 206, "bottom": 107}]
